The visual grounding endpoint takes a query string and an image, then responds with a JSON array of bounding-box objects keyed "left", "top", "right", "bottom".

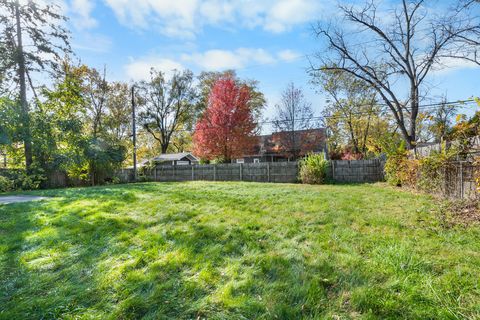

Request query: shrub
[
  {"left": 417, "top": 146, "right": 458, "bottom": 194},
  {"left": 385, "top": 141, "right": 461, "bottom": 192},
  {"left": 15, "top": 171, "right": 46, "bottom": 190},
  {"left": 0, "top": 176, "right": 14, "bottom": 192},
  {"left": 299, "top": 153, "right": 329, "bottom": 184},
  {"left": 397, "top": 158, "right": 419, "bottom": 188},
  {"left": 384, "top": 142, "right": 420, "bottom": 187},
  {"left": 384, "top": 142, "right": 410, "bottom": 186}
]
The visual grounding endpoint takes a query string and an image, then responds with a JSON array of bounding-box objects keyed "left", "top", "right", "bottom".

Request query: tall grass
[{"left": 298, "top": 153, "right": 329, "bottom": 184}]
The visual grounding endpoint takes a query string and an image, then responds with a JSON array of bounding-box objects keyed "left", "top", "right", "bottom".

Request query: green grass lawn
[{"left": 0, "top": 182, "right": 479, "bottom": 319}]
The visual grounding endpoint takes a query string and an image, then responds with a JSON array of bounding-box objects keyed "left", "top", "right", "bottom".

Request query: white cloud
[
  {"left": 264, "top": 0, "right": 320, "bottom": 33},
  {"left": 125, "top": 57, "right": 184, "bottom": 81},
  {"left": 102, "top": 0, "right": 323, "bottom": 38},
  {"left": 277, "top": 50, "right": 303, "bottom": 62},
  {"left": 125, "top": 47, "right": 301, "bottom": 81},
  {"left": 199, "top": 1, "right": 235, "bottom": 25},
  {"left": 181, "top": 48, "right": 276, "bottom": 70},
  {"left": 72, "top": 33, "right": 112, "bottom": 53},
  {"left": 433, "top": 56, "right": 480, "bottom": 75},
  {"left": 70, "top": 0, "right": 97, "bottom": 30}
]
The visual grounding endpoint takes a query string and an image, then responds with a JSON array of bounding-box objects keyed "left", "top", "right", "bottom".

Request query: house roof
[
  {"left": 235, "top": 128, "right": 326, "bottom": 158},
  {"left": 149, "top": 152, "right": 198, "bottom": 162},
  {"left": 258, "top": 128, "right": 326, "bottom": 155}
]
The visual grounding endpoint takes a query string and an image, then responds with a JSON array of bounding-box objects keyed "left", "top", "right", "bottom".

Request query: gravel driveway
[{"left": 0, "top": 196, "right": 48, "bottom": 205}]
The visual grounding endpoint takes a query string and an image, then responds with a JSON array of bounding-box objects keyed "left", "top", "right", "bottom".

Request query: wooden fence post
[
  {"left": 332, "top": 161, "right": 335, "bottom": 181},
  {"left": 154, "top": 167, "right": 157, "bottom": 181},
  {"left": 239, "top": 163, "right": 243, "bottom": 181},
  {"left": 191, "top": 165, "right": 194, "bottom": 181},
  {"left": 213, "top": 165, "right": 216, "bottom": 181},
  {"left": 363, "top": 160, "right": 366, "bottom": 182},
  {"left": 460, "top": 162, "right": 464, "bottom": 199},
  {"left": 267, "top": 162, "right": 270, "bottom": 182}
]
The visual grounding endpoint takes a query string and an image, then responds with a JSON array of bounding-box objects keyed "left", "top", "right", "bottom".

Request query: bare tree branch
[{"left": 310, "top": 0, "right": 480, "bottom": 149}]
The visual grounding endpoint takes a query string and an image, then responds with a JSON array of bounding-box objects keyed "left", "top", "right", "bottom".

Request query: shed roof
[{"left": 151, "top": 152, "right": 198, "bottom": 161}]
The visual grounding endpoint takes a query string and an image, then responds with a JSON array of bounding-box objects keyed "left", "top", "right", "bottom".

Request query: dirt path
[{"left": 0, "top": 196, "right": 47, "bottom": 205}]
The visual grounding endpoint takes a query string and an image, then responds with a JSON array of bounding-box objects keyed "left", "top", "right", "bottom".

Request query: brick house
[{"left": 233, "top": 128, "right": 327, "bottom": 163}]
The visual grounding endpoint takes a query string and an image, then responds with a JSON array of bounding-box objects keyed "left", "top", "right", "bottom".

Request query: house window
[
  {"left": 236, "top": 158, "right": 245, "bottom": 164},
  {"left": 176, "top": 161, "right": 189, "bottom": 166},
  {"left": 253, "top": 158, "right": 260, "bottom": 163}
]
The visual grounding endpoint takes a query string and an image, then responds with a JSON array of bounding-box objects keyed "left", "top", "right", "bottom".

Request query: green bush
[
  {"left": 111, "top": 176, "right": 121, "bottom": 184},
  {"left": 15, "top": 171, "right": 46, "bottom": 190},
  {"left": 0, "top": 176, "right": 14, "bottom": 192},
  {"left": 299, "top": 153, "right": 329, "bottom": 184},
  {"left": 385, "top": 141, "right": 460, "bottom": 191},
  {"left": 384, "top": 141, "right": 418, "bottom": 187},
  {"left": 417, "top": 146, "right": 458, "bottom": 193}
]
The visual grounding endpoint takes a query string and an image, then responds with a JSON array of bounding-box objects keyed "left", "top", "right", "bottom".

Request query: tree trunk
[
  {"left": 407, "top": 85, "right": 419, "bottom": 150},
  {"left": 161, "top": 143, "right": 168, "bottom": 154},
  {"left": 346, "top": 115, "right": 359, "bottom": 154},
  {"left": 15, "top": 1, "right": 32, "bottom": 171},
  {"left": 90, "top": 161, "right": 95, "bottom": 186}
]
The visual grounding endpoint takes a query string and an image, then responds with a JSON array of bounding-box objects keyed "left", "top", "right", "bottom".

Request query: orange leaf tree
[{"left": 193, "top": 76, "right": 258, "bottom": 162}]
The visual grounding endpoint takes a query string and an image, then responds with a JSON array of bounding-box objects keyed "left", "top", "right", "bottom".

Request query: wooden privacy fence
[
  {"left": 330, "top": 159, "right": 384, "bottom": 183},
  {"left": 117, "top": 160, "right": 385, "bottom": 184},
  {"left": 137, "top": 162, "right": 298, "bottom": 183}
]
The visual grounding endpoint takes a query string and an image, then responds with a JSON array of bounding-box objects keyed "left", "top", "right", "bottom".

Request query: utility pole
[
  {"left": 131, "top": 85, "right": 137, "bottom": 182},
  {"left": 292, "top": 109, "right": 296, "bottom": 161}
]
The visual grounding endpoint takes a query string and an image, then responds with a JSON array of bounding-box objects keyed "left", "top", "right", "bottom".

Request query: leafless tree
[
  {"left": 138, "top": 68, "right": 197, "bottom": 154},
  {"left": 311, "top": 0, "right": 480, "bottom": 149},
  {"left": 440, "top": 0, "right": 480, "bottom": 66},
  {"left": 273, "top": 83, "right": 317, "bottom": 159}
]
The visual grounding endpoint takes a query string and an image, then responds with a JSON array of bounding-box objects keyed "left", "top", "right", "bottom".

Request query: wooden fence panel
[
  {"left": 269, "top": 162, "right": 298, "bottom": 183},
  {"left": 242, "top": 163, "right": 269, "bottom": 182},
  {"left": 215, "top": 164, "right": 242, "bottom": 181},
  {"left": 119, "top": 160, "right": 385, "bottom": 184},
  {"left": 329, "top": 160, "right": 384, "bottom": 183}
]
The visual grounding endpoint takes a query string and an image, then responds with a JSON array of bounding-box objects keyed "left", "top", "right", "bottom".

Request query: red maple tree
[{"left": 193, "top": 76, "right": 258, "bottom": 162}]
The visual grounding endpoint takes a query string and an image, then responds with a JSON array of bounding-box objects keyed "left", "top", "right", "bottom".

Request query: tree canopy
[{"left": 193, "top": 76, "right": 258, "bottom": 162}]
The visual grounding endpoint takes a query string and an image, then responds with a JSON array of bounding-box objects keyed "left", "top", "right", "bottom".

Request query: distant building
[
  {"left": 141, "top": 152, "right": 199, "bottom": 166},
  {"left": 234, "top": 128, "right": 327, "bottom": 163}
]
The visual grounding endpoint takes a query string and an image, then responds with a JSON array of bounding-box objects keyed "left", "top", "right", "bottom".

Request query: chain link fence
[
  {"left": 442, "top": 161, "right": 478, "bottom": 199},
  {"left": 415, "top": 161, "right": 478, "bottom": 199}
]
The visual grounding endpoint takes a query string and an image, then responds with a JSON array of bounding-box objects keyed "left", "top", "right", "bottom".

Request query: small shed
[{"left": 143, "top": 152, "right": 199, "bottom": 166}]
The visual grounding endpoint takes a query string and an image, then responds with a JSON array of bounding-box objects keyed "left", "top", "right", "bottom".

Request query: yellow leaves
[
  {"left": 417, "top": 112, "right": 427, "bottom": 121},
  {"left": 474, "top": 97, "right": 480, "bottom": 107},
  {"left": 456, "top": 114, "right": 466, "bottom": 123},
  {"left": 417, "top": 113, "right": 434, "bottom": 122}
]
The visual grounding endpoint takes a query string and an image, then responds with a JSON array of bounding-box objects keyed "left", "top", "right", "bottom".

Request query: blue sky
[{"left": 65, "top": 0, "right": 479, "bottom": 127}]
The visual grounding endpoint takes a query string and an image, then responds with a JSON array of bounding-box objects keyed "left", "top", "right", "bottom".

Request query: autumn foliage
[{"left": 193, "top": 76, "right": 258, "bottom": 162}]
